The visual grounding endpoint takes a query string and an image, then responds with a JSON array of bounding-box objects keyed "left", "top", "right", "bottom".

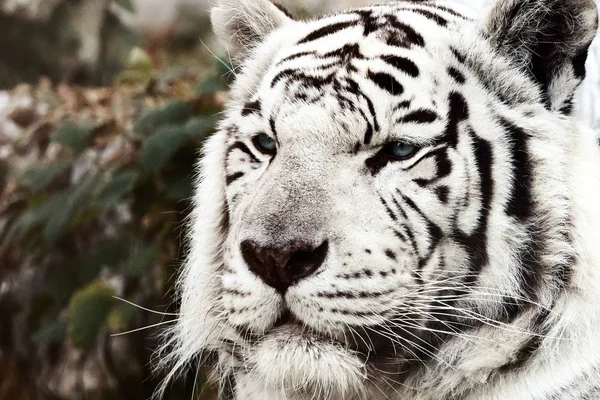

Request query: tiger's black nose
[{"left": 240, "top": 240, "right": 328, "bottom": 294}]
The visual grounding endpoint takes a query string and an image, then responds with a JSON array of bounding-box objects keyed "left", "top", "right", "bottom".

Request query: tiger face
[{"left": 163, "top": 1, "right": 600, "bottom": 399}]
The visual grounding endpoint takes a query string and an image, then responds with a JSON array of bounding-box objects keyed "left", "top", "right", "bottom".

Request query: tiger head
[{"left": 162, "top": 0, "right": 600, "bottom": 399}]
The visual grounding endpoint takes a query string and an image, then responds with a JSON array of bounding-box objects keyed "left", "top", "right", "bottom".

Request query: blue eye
[
  {"left": 253, "top": 133, "right": 277, "bottom": 155},
  {"left": 388, "top": 142, "right": 418, "bottom": 159}
]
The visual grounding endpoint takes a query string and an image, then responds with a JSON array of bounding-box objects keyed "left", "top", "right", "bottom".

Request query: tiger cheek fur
[{"left": 159, "top": 1, "right": 600, "bottom": 400}]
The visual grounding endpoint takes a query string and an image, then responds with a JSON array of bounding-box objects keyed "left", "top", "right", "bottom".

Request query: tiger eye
[
  {"left": 387, "top": 142, "right": 419, "bottom": 160},
  {"left": 253, "top": 133, "right": 277, "bottom": 155}
]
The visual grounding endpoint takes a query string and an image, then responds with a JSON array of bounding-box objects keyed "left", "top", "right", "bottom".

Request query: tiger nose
[{"left": 240, "top": 240, "right": 329, "bottom": 294}]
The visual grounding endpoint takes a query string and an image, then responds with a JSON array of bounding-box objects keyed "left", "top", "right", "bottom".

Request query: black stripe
[
  {"left": 400, "top": 193, "right": 443, "bottom": 254},
  {"left": 410, "top": 148, "right": 453, "bottom": 185},
  {"left": 385, "top": 249, "right": 397, "bottom": 261},
  {"left": 347, "top": 77, "right": 380, "bottom": 142},
  {"left": 435, "top": 186, "right": 449, "bottom": 203},
  {"left": 269, "top": 115, "right": 278, "bottom": 137},
  {"left": 390, "top": 196, "right": 419, "bottom": 256},
  {"left": 399, "top": 8, "right": 448, "bottom": 26},
  {"left": 396, "top": 100, "right": 411, "bottom": 109},
  {"left": 278, "top": 51, "right": 316, "bottom": 65},
  {"left": 382, "top": 55, "right": 420, "bottom": 77},
  {"left": 241, "top": 99, "right": 261, "bottom": 116},
  {"left": 227, "top": 142, "right": 260, "bottom": 163},
  {"left": 380, "top": 196, "right": 398, "bottom": 221},
  {"left": 368, "top": 71, "right": 404, "bottom": 96},
  {"left": 386, "top": 15, "right": 425, "bottom": 47},
  {"left": 298, "top": 21, "right": 358, "bottom": 44},
  {"left": 447, "top": 67, "right": 465, "bottom": 84},
  {"left": 442, "top": 92, "right": 469, "bottom": 148},
  {"left": 500, "top": 118, "right": 533, "bottom": 221},
  {"left": 398, "top": 109, "right": 439, "bottom": 124},
  {"left": 226, "top": 172, "right": 244, "bottom": 185},
  {"left": 457, "top": 130, "right": 494, "bottom": 283},
  {"left": 364, "top": 120, "right": 374, "bottom": 145},
  {"left": 271, "top": 69, "right": 335, "bottom": 88},
  {"left": 450, "top": 46, "right": 466, "bottom": 64}
]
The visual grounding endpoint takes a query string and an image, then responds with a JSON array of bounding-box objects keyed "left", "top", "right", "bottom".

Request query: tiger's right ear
[{"left": 211, "top": 0, "right": 293, "bottom": 64}]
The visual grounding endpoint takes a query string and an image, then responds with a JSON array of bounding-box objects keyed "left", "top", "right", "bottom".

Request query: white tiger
[{"left": 159, "top": 0, "right": 600, "bottom": 399}]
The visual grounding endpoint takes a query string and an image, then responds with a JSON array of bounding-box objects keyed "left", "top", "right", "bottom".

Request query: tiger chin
[{"left": 158, "top": 0, "right": 600, "bottom": 399}]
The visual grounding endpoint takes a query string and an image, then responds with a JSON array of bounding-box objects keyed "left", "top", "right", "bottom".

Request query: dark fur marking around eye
[
  {"left": 398, "top": 109, "right": 439, "bottom": 124},
  {"left": 298, "top": 21, "right": 358, "bottom": 44},
  {"left": 368, "top": 71, "right": 404, "bottom": 96},
  {"left": 382, "top": 55, "right": 420, "bottom": 77},
  {"left": 226, "top": 172, "right": 244, "bottom": 185},
  {"left": 448, "top": 67, "right": 466, "bottom": 84},
  {"left": 227, "top": 142, "right": 260, "bottom": 164},
  {"left": 365, "top": 249, "right": 372, "bottom": 254},
  {"left": 241, "top": 100, "right": 261, "bottom": 116}
]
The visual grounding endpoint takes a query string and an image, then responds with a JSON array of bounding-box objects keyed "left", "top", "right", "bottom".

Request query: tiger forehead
[{"left": 233, "top": 3, "right": 470, "bottom": 145}]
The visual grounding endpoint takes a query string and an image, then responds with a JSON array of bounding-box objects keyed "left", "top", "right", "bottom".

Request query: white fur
[{"left": 160, "top": 1, "right": 600, "bottom": 399}]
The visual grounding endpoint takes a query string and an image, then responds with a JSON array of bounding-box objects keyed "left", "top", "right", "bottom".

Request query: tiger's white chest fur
[{"left": 159, "top": 1, "right": 600, "bottom": 399}]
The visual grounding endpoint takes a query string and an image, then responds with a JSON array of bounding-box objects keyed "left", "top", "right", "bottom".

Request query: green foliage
[
  {"left": 127, "top": 245, "right": 159, "bottom": 276},
  {"left": 24, "top": 159, "right": 71, "bottom": 192},
  {"left": 134, "top": 102, "right": 196, "bottom": 134},
  {"left": 141, "top": 126, "right": 186, "bottom": 171},
  {"left": 2, "top": 66, "right": 228, "bottom": 399},
  {"left": 52, "top": 120, "right": 96, "bottom": 153},
  {"left": 96, "top": 170, "right": 139, "bottom": 207},
  {"left": 68, "top": 281, "right": 116, "bottom": 349}
]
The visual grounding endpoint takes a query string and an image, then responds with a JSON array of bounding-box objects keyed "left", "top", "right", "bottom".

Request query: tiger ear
[
  {"left": 211, "top": 0, "right": 293, "bottom": 64},
  {"left": 484, "top": 0, "right": 598, "bottom": 114}
]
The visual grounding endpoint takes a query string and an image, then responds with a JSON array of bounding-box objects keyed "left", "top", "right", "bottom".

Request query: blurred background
[{"left": 0, "top": 1, "right": 598, "bottom": 399}]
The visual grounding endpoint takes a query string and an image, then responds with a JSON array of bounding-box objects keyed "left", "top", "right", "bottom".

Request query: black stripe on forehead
[
  {"left": 382, "top": 55, "right": 420, "bottom": 77},
  {"left": 395, "top": 7, "right": 448, "bottom": 26},
  {"left": 241, "top": 99, "right": 262, "bottom": 116},
  {"left": 397, "top": 109, "right": 440, "bottom": 124},
  {"left": 298, "top": 20, "right": 359, "bottom": 44},
  {"left": 368, "top": 70, "right": 404, "bottom": 96}
]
